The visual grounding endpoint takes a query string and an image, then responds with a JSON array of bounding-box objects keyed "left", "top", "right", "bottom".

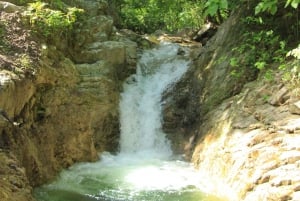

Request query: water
[{"left": 34, "top": 43, "right": 225, "bottom": 201}]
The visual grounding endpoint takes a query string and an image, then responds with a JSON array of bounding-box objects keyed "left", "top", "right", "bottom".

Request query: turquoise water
[
  {"left": 34, "top": 43, "right": 225, "bottom": 201},
  {"left": 34, "top": 153, "right": 224, "bottom": 201}
]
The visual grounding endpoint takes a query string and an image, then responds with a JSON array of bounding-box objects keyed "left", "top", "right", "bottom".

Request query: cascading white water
[
  {"left": 119, "top": 43, "right": 189, "bottom": 157},
  {"left": 33, "top": 43, "right": 224, "bottom": 201}
]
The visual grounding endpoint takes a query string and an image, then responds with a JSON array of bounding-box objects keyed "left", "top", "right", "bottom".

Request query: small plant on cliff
[
  {"left": 23, "top": 1, "right": 84, "bottom": 37},
  {"left": 229, "top": 24, "right": 287, "bottom": 80},
  {"left": 15, "top": 54, "right": 36, "bottom": 75},
  {"left": 281, "top": 45, "right": 300, "bottom": 93},
  {"left": 17, "top": 54, "right": 31, "bottom": 69}
]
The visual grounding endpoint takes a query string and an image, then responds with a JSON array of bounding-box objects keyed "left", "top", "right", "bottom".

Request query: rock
[
  {"left": 294, "top": 184, "right": 300, "bottom": 191},
  {"left": 72, "top": 15, "right": 114, "bottom": 50},
  {"left": 68, "top": 0, "right": 108, "bottom": 17},
  {"left": 0, "top": 1, "right": 136, "bottom": 200},
  {"left": 74, "top": 41, "right": 126, "bottom": 64},
  {"left": 0, "top": 70, "right": 35, "bottom": 119},
  {"left": 184, "top": 15, "right": 300, "bottom": 200},
  {"left": 289, "top": 101, "right": 300, "bottom": 115},
  {"left": 280, "top": 151, "right": 300, "bottom": 164},
  {"left": 0, "top": 2, "right": 22, "bottom": 13},
  {"left": 193, "top": 22, "right": 217, "bottom": 45},
  {"left": 0, "top": 152, "right": 34, "bottom": 201},
  {"left": 292, "top": 191, "right": 300, "bottom": 200},
  {"left": 117, "top": 29, "right": 158, "bottom": 50},
  {"left": 0, "top": 109, "right": 12, "bottom": 125},
  {"left": 269, "top": 86, "right": 289, "bottom": 106}
]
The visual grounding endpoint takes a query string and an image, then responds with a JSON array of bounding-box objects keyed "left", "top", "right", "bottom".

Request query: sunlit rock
[
  {"left": 289, "top": 100, "right": 300, "bottom": 115},
  {"left": 0, "top": 1, "right": 21, "bottom": 13},
  {"left": 0, "top": 1, "right": 137, "bottom": 200}
]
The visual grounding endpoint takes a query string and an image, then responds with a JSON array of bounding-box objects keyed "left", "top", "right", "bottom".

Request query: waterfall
[
  {"left": 119, "top": 43, "right": 190, "bottom": 157},
  {"left": 34, "top": 43, "right": 225, "bottom": 201}
]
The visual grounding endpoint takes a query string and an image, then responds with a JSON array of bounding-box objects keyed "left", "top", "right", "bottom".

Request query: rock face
[
  {"left": 191, "top": 79, "right": 300, "bottom": 201},
  {"left": 0, "top": 1, "right": 136, "bottom": 200},
  {"left": 163, "top": 7, "right": 252, "bottom": 156},
  {"left": 162, "top": 3, "right": 300, "bottom": 201},
  {"left": 0, "top": 151, "right": 33, "bottom": 201}
]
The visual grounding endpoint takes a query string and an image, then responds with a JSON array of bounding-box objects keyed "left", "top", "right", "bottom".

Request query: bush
[
  {"left": 23, "top": 1, "right": 84, "bottom": 37},
  {"left": 119, "top": 0, "right": 206, "bottom": 33}
]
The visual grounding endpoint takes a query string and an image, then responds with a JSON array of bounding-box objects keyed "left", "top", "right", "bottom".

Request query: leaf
[
  {"left": 255, "top": 2, "right": 264, "bottom": 15},
  {"left": 285, "top": 0, "right": 292, "bottom": 7},
  {"left": 219, "top": 0, "right": 228, "bottom": 9},
  {"left": 230, "top": 58, "right": 238, "bottom": 67},
  {"left": 204, "top": 1, "right": 212, "bottom": 8},
  {"left": 291, "top": 1, "right": 299, "bottom": 8},
  {"left": 255, "top": 61, "right": 266, "bottom": 70},
  {"left": 204, "top": 3, "right": 218, "bottom": 16},
  {"left": 270, "top": 5, "right": 277, "bottom": 15},
  {"left": 285, "top": 0, "right": 299, "bottom": 8}
]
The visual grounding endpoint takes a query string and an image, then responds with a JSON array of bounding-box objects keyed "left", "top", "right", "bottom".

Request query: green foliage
[
  {"left": 204, "top": 0, "right": 228, "bottom": 16},
  {"left": 13, "top": 0, "right": 31, "bottom": 5},
  {"left": 23, "top": 1, "right": 84, "bottom": 37},
  {"left": 17, "top": 54, "right": 31, "bottom": 68},
  {"left": 119, "top": 0, "right": 206, "bottom": 33},
  {"left": 47, "top": 0, "right": 65, "bottom": 10},
  {"left": 204, "top": 0, "right": 229, "bottom": 22},
  {"left": 281, "top": 45, "right": 300, "bottom": 90},
  {"left": 287, "top": 44, "right": 300, "bottom": 59},
  {"left": 285, "top": 0, "right": 300, "bottom": 8},
  {"left": 255, "top": 0, "right": 278, "bottom": 15},
  {"left": 255, "top": 0, "right": 299, "bottom": 15},
  {"left": 16, "top": 54, "right": 35, "bottom": 74},
  {"left": 229, "top": 16, "right": 288, "bottom": 80},
  {"left": 282, "top": 64, "right": 300, "bottom": 94},
  {"left": 117, "top": 0, "right": 300, "bottom": 33},
  {"left": 14, "top": 0, "right": 65, "bottom": 7},
  {"left": 203, "top": 0, "right": 300, "bottom": 23},
  {"left": 119, "top": 0, "right": 235, "bottom": 33}
]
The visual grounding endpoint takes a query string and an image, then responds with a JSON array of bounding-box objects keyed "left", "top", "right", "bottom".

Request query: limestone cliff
[{"left": 0, "top": 1, "right": 136, "bottom": 200}]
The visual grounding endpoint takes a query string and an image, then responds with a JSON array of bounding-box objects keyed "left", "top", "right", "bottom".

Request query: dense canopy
[{"left": 111, "top": 0, "right": 300, "bottom": 33}]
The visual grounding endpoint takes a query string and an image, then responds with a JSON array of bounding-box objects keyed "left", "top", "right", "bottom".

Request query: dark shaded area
[{"left": 193, "top": 23, "right": 218, "bottom": 46}]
